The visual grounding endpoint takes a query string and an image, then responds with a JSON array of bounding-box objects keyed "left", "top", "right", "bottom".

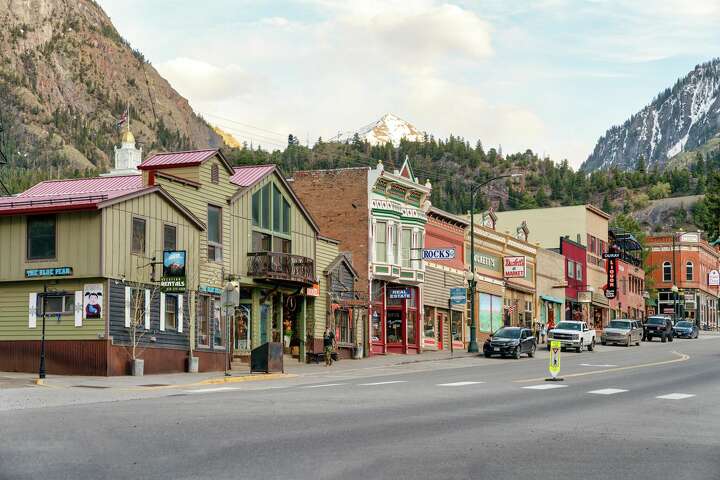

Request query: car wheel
[
  {"left": 695, "top": 331, "right": 699, "bottom": 339},
  {"left": 528, "top": 344, "right": 536, "bottom": 358},
  {"left": 601, "top": 340, "right": 607, "bottom": 346},
  {"left": 588, "top": 338, "right": 595, "bottom": 352},
  {"left": 661, "top": 333, "right": 667, "bottom": 343},
  {"left": 577, "top": 339, "right": 583, "bottom": 353},
  {"left": 636, "top": 337, "right": 641, "bottom": 346},
  {"left": 514, "top": 347, "right": 521, "bottom": 360},
  {"left": 484, "top": 352, "right": 492, "bottom": 358},
  {"left": 669, "top": 334, "right": 673, "bottom": 342},
  {"left": 626, "top": 335, "right": 632, "bottom": 347}
]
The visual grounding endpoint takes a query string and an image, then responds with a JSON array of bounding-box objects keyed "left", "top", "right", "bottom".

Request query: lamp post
[
  {"left": 39, "top": 282, "right": 48, "bottom": 380},
  {"left": 467, "top": 173, "right": 522, "bottom": 353}
]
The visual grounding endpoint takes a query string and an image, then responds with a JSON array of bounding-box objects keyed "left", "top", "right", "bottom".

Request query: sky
[{"left": 98, "top": 0, "right": 720, "bottom": 168}]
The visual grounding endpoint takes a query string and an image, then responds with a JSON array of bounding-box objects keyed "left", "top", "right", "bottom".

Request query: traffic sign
[{"left": 549, "top": 340, "right": 561, "bottom": 379}]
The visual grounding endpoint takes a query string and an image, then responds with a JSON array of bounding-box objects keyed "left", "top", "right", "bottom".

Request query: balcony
[{"left": 247, "top": 252, "right": 316, "bottom": 285}]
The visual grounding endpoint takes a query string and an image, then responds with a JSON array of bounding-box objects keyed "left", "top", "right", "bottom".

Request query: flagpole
[{"left": 127, "top": 102, "right": 130, "bottom": 133}]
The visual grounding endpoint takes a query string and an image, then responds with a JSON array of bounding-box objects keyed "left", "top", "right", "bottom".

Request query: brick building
[
  {"left": 607, "top": 229, "right": 646, "bottom": 321},
  {"left": 647, "top": 232, "right": 720, "bottom": 329},
  {"left": 559, "top": 236, "right": 589, "bottom": 323}
]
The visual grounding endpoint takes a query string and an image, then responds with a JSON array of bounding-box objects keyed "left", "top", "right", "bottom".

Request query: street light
[{"left": 467, "top": 173, "right": 523, "bottom": 353}]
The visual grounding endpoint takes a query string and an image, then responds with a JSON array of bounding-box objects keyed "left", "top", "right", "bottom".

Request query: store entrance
[{"left": 386, "top": 309, "right": 403, "bottom": 345}]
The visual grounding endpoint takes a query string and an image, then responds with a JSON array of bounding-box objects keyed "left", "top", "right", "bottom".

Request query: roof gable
[
  {"left": 139, "top": 149, "right": 235, "bottom": 175},
  {"left": 324, "top": 253, "right": 359, "bottom": 280}
]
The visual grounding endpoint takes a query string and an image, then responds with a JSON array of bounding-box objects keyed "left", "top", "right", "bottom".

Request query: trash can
[
  {"left": 353, "top": 345, "right": 364, "bottom": 359},
  {"left": 250, "top": 342, "right": 284, "bottom": 373}
]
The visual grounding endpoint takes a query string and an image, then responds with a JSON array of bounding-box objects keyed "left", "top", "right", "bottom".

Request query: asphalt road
[{"left": 1, "top": 337, "right": 719, "bottom": 480}]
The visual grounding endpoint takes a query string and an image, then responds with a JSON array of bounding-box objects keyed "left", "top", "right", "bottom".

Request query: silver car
[{"left": 601, "top": 319, "right": 643, "bottom": 347}]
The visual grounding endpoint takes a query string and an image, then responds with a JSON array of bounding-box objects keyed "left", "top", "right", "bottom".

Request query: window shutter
[
  {"left": 144, "top": 289, "right": 151, "bottom": 329},
  {"left": 159, "top": 292, "right": 166, "bottom": 331},
  {"left": 124, "top": 286, "right": 131, "bottom": 328},
  {"left": 177, "top": 295, "right": 184, "bottom": 333},
  {"left": 74, "top": 291, "right": 83, "bottom": 327},
  {"left": 28, "top": 293, "right": 37, "bottom": 329}
]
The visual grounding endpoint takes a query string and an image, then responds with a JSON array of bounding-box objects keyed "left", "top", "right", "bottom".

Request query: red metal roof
[
  {"left": 230, "top": 165, "right": 276, "bottom": 187},
  {"left": 139, "top": 149, "right": 218, "bottom": 170},
  {"left": 0, "top": 175, "right": 144, "bottom": 215}
]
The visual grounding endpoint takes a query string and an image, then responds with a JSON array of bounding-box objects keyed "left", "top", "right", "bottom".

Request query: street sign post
[{"left": 547, "top": 340, "right": 562, "bottom": 381}]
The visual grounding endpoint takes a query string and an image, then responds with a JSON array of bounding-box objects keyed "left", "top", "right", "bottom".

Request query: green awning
[{"left": 540, "top": 295, "right": 564, "bottom": 304}]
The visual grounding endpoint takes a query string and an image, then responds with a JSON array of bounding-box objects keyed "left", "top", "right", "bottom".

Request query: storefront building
[
  {"left": 291, "top": 158, "right": 431, "bottom": 355},
  {"left": 422, "top": 207, "right": 468, "bottom": 351},
  {"left": 536, "top": 248, "right": 566, "bottom": 329},
  {"left": 559, "top": 236, "right": 588, "bottom": 322},
  {"left": 647, "top": 232, "right": 720, "bottom": 329},
  {"left": 607, "top": 229, "right": 646, "bottom": 321}
]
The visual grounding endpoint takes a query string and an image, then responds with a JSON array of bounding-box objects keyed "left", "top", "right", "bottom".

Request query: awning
[
  {"left": 505, "top": 282, "right": 535, "bottom": 295},
  {"left": 540, "top": 295, "right": 564, "bottom": 304},
  {"left": 591, "top": 292, "right": 610, "bottom": 308}
]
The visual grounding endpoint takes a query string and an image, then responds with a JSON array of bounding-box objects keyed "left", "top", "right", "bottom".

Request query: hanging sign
[
  {"left": 423, "top": 248, "right": 456, "bottom": 260},
  {"left": 388, "top": 287, "right": 411, "bottom": 300},
  {"left": 161, "top": 250, "right": 187, "bottom": 293},
  {"left": 449, "top": 287, "right": 467, "bottom": 305},
  {"left": 605, "top": 257, "right": 617, "bottom": 299},
  {"left": 709, "top": 270, "right": 720, "bottom": 287},
  {"left": 83, "top": 283, "right": 103, "bottom": 319},
  {"left": 306, "top": 283, "right": 320, "bottom": 297},
  {"left": 503, "top": 256, "right": 526, "bottom": 278},
  {"left": 549, "top": 340, "right": 561, "bottom": 379},
  {"left": 25, "top": 267, "right": 73, "bottom": 278}
]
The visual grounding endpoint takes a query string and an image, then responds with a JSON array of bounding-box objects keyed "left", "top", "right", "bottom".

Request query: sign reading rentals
[
  {"left": 503, "top": 256, "right": 526, "bottom": 278},
  {"left": 161, "top": 250, "right": 187, "bottom": 293}
]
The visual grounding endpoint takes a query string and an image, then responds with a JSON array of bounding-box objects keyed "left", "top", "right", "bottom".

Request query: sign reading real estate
[
  {"left": 161, "top": 250, "right": 187, "bottom": 293},
  {"left": 605, "top": 256, "right": 617, "bottom": 299},
  {"left": 25, "top": 267, "right": 73, "bottom": 278},
  {"left": 503, "top": 256, "right": 526, "bottom": 278},
  {"left": 449, "top": 287, "right": 467, "bottom": 305},
  {"left": 709, "top": 270, "right": 720, "bottom": 287},
  {"left": 423, "top": 248, "right": 456, "bottom": 260},
  {"left": 388, "top": 287, "right": 411, "bottom": 300}
]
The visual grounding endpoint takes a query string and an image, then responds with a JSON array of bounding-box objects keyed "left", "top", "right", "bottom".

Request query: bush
[
  {"left": 648, "top": 182, "right": 672, "bottom": 200},
  {"left": 630, "top": 193, "right": 650, "bottom": 210}
]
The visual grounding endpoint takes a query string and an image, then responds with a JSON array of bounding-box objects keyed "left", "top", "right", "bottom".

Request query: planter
[
  {"left": 188, "top": 356, "right": 199, "bottom": 373},
  {"left": 290, "top": 346, "right": 300, "bottom": 357},
  {"left": 131, "top": 358, "right": 144, "bottom": 377},
  {"left": 353, "top": 345, "right": 364, "bottom": 359}
]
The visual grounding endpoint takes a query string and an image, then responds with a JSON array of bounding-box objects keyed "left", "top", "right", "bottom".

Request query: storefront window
[
  {"left": 407, "top": 310, "right": 417, "bottom": 344},
  {"left": 479, "top": 294, "right": 492, "bottom": 332},
  {"left": 386, "top": 310, "right": 402, "bottom": 344},
  {"left": 335, "top": 309, "right": 352, "bottom": 343},
  {"left": 235, "top": 305, "right": 251, "bottom": 351},
  {"left": 371, "top": 310, "right": 382, "bottom": 342},
  {"left": 198, "top": 295, "right": 211, "bottom": 347},
  {"left": 451, "top": 310, "right": 463, "bottom": 341},
  {"left": 424, "top": 306, "right": 435, "bottom": 339},
  {"left": 491, "top": 296, "right": 503, "bottom": 332}
]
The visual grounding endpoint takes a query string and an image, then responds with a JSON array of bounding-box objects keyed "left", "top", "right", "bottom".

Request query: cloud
[{"left": 156, "top": 58, "right": 261, "bottom": 101}]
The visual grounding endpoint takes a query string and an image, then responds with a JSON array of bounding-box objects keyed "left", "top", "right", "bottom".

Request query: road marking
[
  {"left": 358, "top": 381, "right": 408, "bottom": 386},
  {"left": 514, "top": 351, "right": 689, "bottom": 383},
  {"left": 301, "top": 383, "right": 346, "bottom": 389},
  {"left": 656, "top": 393, "right": 695, "bottom": 400},
  {"left": 437, "top": 381, "right": 485, "bottom": 387},
  {"left": 588, "top": 388, "right": 628, "bottom": 395},
  {"left": 579, "top": 363, "right": 618, "bottom": 367},
  {"left": 522, "top": 384, "right": 568, "bottom": 390},
  {"left": 186, "top": 387, "right": 240, "bottom": 394}
]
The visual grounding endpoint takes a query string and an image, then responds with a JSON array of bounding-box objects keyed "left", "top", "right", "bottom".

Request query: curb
[{"left": 196, "top": 373, "right": 295, "bottom": 386}]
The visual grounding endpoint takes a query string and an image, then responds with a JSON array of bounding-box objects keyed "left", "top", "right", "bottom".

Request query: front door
[
  {"left": 437, "top": 311, "right": 447, "bottom": 350},
  {"left": 235, "top": 304, "right": 251, "bottom": 351},
  {"left": 386, "top": 309, "right": 403, "bottom": 346}
]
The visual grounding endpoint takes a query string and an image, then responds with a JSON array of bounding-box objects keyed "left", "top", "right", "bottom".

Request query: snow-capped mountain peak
[{"left": 333, "top": 113, "right": 425, "bottom": 146}]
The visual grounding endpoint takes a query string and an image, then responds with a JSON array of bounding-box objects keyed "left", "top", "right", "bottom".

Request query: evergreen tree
[
  {"left": 695, "top": 171, "right": 720, "bottom": 242},
  {"left": 635, "top": 155, "right": 646, "bottom": 174},
  {"left": 602, "top": 194, "right": 612, "bottom": 213}
]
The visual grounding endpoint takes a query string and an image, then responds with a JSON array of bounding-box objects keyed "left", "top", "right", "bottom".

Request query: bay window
[
  {"left": 375, "top": 221, "right": 387, "bottom": 262},
  {"left": 401, "top": 227, "right": 411, "bottom": 268}
]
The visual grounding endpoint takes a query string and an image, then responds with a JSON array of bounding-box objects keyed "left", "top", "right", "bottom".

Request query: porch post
[{"left": 299, "top": 295, "right": 307, "bottom": 363}]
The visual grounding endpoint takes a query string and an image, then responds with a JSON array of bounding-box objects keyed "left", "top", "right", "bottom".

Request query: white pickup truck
[{"left": 547, "top": 321, "right": 596, "bottom": 352}]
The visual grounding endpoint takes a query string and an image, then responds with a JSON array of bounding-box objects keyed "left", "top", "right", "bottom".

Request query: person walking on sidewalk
[
  {"left": 540, "top": 323, "right": 547, "bottom": 344},
  {"left": 323, "top": 325, "right": 336, "bottom": 366}
]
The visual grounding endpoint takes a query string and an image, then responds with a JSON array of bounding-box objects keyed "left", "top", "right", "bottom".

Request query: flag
[
  {"left": 116, "top": 108, "right": 128, "bottom": 129},
  {"left": 505, "top": 303, "right": 516, "bottom": 315}
]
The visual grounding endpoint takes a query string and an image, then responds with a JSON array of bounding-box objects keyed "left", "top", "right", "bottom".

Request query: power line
[{"left": 201, "top": 112, "right": 288, "bottom": 137}]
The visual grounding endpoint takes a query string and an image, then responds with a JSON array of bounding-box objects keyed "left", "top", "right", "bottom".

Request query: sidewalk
[{"left": 0, "top": 349, "right": 480, "bottom": 391}]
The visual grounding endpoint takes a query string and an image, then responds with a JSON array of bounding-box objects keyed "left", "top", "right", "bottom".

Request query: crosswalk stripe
[
  {"left": 358, "top": 381, "right": 408, "bottom": 386},
  {"left": 438, "top": 381, "right": 485, "bottom": 387},
  {"left": 186, "top": 387, "right": 240, "bottom": 394},
  {"left": 656, "top": 393, "right": 695, "bottom": 400},
  {"left": 588, "top": 388, "right": 628, "bottom": 395},
  {"left": 301, "top": 383, "right": 346, "bottom": 389},
  {"left": 522, "top": 384, "right": 568, "bottom": 390}
]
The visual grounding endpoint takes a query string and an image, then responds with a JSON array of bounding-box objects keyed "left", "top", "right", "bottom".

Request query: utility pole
[{"left": 39, "top": 282, "right": 48, "bottom": 380}]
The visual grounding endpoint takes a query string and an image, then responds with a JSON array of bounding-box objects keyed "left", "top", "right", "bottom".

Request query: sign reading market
[{"left": 503, "top": 256, "right": 526, "bottom": 278}]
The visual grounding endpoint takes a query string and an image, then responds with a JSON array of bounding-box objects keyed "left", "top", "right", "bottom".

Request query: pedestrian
[
  {"left": 540, "top": 323, "right": 547, "bottom": 344},
  {"left": 323, "top": 325, "right": 336, "bottom": 367}
]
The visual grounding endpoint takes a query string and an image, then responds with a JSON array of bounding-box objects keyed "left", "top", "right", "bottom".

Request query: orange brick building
[{"left": 646, "top": 232, "right": 720, "bottom": 329}]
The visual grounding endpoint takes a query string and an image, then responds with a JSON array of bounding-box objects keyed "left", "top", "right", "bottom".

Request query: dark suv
[
  {"left": 483, "top": 327, "right": 537, "bottom": 359},
  {"left": 644, "top": 316, "right": 674, "bottom": 343}
]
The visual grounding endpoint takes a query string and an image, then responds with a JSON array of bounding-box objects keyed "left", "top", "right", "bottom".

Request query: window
[
  {"left": 27, "top": 215, "right": 56, "bottom": 260},
  {"left": 391, "top": 223, "right": 399, "bottom": 263},
  {"left": 36, "top": 294, "right": 74, "bottom": 315},
  {"left": 131, "top": 217, "right": 146, "bottom": 255},
  {"left": 590, "top": 236, "right": 596, "bottom": 255},
  {"left": 335, "top": 309, "right": 352, "bottom": 343},
  {"left": 207, "top": 205, "right": 222, "bottom": 262},
  {"left": 252, "top": 183, "right": 292, "bottom": 244},
  {"left": 163, "top": 224, "right": 177, "bottom": 251},
  {"left": 424, "top": 306, "right": 435, "bottom": 339},
  {"left": 401, "top": 227, "right": 412, "bottom": 268},
  {"left": 451, "top": 310, "right": 463, "bottom": 342},
  {"left": 576, "top": 263, "right": 583, "bottom": 282},
  {"left": 210, "top": 164, "right": 219, "bottom": 184},
  {"left": 272, "top": 236, "right": 291, "bottom": 254},
  {"left": 212, "top": 300, "right": 225, "bottom": 348},
  {"left": 165, "top": 295, "right": 178, "bottom": 330},
  {"left": 567, "top": 260, "right": 575, "bottom": 279},
  {"left": 375, "top": 221, "right": 387, "bottom": 262},
  {"left": 252, "top": 231, "right": 272, "bottom": 252},
  {"left": 686, "top": 262, "right": 694, "bottom": 281},
  {"left": 198, "top": 296, "right": 211, "bottom": 346},
  {"left": 663, "top": 261, "right": 672, "bottom": 282},
  {"left": 130, "top": 288, "right": 146, "bottom": 327},
  {"left": 273, "top": 185, "right": 282, "bottom": 232}
]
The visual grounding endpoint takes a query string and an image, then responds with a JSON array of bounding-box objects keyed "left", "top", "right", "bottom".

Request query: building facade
[
  {"left": 647, "top": 232, "right": 720, "bottom": 329},
  {"left": 536, "top": 248, "right": 566, "bottom": 329},
  {"left": 559, "top": 236, "right": 588, "bottom": 323},
  {"left": 607, "top": 230, "right": 646, "bottom": 321}
]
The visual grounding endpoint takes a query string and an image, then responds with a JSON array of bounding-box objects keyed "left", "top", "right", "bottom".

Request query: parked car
[
  {"left": 547, "top": 321, "right": 596, "bottom": 352},
  {"left": 644, "top": 316, "right": 674, "bottom": 342},
  {"left": 483, "top": 327, "right": 536, "bottom": 359},
  {"left": 601, "top": 319, "right": 643, "bottom": 347},
  {"left": 673, "top": 321, "right": 699, "bottom": 339}
]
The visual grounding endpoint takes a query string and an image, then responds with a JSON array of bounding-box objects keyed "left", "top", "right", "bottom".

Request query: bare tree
[{"left": 124, "top": 280, "right": 161, "bottom": 362}]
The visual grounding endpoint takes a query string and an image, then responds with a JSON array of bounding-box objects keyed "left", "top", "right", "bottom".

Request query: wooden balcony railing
[{"left": 247, "top": 252, "right": 316, "bottom": 285}]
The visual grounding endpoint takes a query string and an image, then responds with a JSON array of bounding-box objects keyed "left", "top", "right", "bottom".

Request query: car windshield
[
  {"left": 493, "top": 328, "right": 521, "bottom": 339},
  {"left": 647, "top": 317, "right": 666, "bottom": 325},
  {"left": 676, "top": 321, "right": 693, "bottom": 328},
  {"left": 608, "top": 320, "right": 631, "bottom": 329},
  {"left": 554, "top": 322, "right": 582, "bottom": 331}
]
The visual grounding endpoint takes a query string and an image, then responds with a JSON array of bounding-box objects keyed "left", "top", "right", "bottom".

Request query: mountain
[
  {"left": 0, "top": 0, "right": 223, "bottom": 174},
  {"left": 332, "top": 113, "right": 425, "bottom": 146},
  {"left": 582, "top": 59, "right": 720, "bottom": 172}
]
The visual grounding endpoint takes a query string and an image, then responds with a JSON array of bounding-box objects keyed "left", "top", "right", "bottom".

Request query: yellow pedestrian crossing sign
[{"left": 549, "top": 341, "right": 561, "bottom": 379}]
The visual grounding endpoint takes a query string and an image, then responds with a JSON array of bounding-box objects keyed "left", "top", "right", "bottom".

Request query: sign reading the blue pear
[
  {"left": 25, "top": 267, "right": 73, "bottom": 278},
  {"left": 423, "top": 248, "right": 456, "bottom": 260},
  {"left": 161, "top": 251, "right": 187, "bottom": 293}
]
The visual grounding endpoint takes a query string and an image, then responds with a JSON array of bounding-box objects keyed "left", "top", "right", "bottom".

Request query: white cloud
[{"left": 156, "top": 58, "right": 261, "bottom": 102}]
